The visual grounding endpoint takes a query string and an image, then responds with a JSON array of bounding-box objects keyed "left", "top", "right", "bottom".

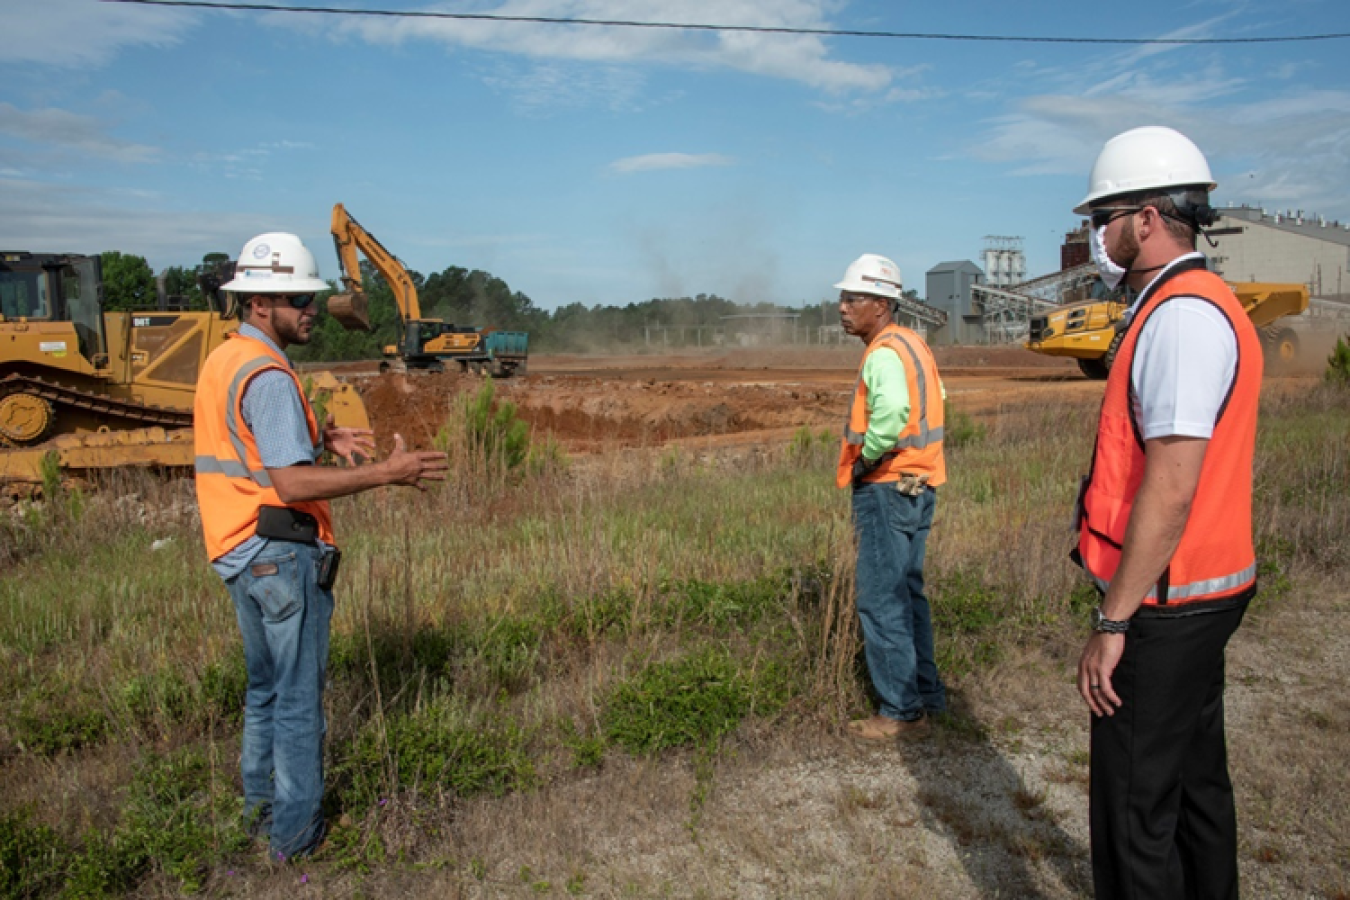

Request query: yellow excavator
[
  {"left": 328, "top": 203, "right": 528, "bottom": 376},
  {"left": 1026, "top": 281, "right": 1310, "bottom": 378},
  {"left": 0, "top": 251, "right": 368, "bottom": 486}
]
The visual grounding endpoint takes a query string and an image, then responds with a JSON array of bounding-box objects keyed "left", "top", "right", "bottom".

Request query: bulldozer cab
[{"left": 0, "top": 252, "right": 106, "bottom": 365}]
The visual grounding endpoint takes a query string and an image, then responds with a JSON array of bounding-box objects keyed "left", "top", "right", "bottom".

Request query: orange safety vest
[
  {"left": 194, "top": 333, "right": 335, "bottom": 562},
  {"left": 1076, "top": 259, "right": 1261, "bottom": 611},
  {"left": 836, "top": 323, "right": 947, "bottom": 489}
]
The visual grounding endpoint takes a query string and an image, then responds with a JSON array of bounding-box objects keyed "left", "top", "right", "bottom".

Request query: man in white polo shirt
[{"left": 1071, "top": 127, "right": 1263, "bottom": 900}]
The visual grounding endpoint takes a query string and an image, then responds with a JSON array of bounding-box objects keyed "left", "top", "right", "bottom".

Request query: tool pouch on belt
[
  {"left": 256, "top": 505, "right": 319, "bottom": 543},
  {"left": 895, "top": 473, "right": 930, "bottom": 497}
]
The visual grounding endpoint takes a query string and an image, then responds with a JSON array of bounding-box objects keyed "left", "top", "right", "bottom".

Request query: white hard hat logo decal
[{"left": 252, "top": 242, "right": 270, "bottom": 259}]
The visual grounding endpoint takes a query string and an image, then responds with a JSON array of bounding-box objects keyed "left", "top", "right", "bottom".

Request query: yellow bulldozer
[
  {"left": 1025, "top": 281, "right": 1310, "bottom": 378},
  {"left": 0, "top": 251, "right": 368, "bottom": 486}
]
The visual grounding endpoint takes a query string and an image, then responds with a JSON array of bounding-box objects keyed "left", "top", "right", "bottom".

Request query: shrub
[
  {"left": 603, "top": 646, "right": 794, "bottom": 754},
  {"left": 0, "top": 808, "right": 66, "bottom": 899},
  {"left": 438, "top": 378, "right": 531, "bottom": 472},
  {"left": 337, "top": 698, "right": 536, "bottom": 810},
  {"left": 661, "top": 576, "right": 784, "bottom": 629},
  {"left": 13, "top": 700, "right": 108, "bottom": 756},
  {"left": 1326, "top": 334, "right": 1350, "bottom": 385},
  {"left": 944, "top": 402, "right": 985, "bottom": 449}
]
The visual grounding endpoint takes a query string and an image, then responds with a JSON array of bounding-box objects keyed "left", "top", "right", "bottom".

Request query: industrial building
[
  {"left": 925, "top": 260, "right": 985, "bottom": 345},
  {"left": 1209, "top": 206, "right": 1350, "bottom": 301}
]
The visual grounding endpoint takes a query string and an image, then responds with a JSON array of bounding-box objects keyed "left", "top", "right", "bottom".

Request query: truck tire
[{"left": 1270, "top": 328, "right": 1300, "bottom": 372}]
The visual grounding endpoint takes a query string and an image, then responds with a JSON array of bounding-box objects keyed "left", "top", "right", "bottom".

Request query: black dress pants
[{"left": 1090, "top": 602, "right": 1248, "bottom": 900}]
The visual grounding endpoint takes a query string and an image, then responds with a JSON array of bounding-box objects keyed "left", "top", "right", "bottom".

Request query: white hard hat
[
  {"left": 221, "top": 232, "right": 329, "bottom": 294},
  {"left": 1074, "top": 126, "right": 1215, "bottom": 214},
  {"left": 834, "top": 253, "right": 902, "bottom": 301}
]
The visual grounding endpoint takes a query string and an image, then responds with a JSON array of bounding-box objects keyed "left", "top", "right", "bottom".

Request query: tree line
[{"left": 99, "top": 251, "right": 887, "bottom": 358}]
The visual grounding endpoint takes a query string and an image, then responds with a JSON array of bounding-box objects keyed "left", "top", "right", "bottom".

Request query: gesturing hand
[
  {"left": 323, "top": 415, "right": 377, "bottom": 465},
  {"left": 383, "top": 433, "right": 450, "bottom": 490}
]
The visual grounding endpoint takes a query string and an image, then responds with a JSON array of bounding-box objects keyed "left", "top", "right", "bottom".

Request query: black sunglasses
[
  {"left": 263, "top": 293, "right": 317, "bottom": 309},
  {"left": 1090, "top": 206, "right": 1142, "bottom": 230}
]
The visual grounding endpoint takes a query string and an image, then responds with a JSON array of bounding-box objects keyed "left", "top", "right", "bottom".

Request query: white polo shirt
[{"left": 1127, "top": 254, "right": 1239, "bottom": 441}]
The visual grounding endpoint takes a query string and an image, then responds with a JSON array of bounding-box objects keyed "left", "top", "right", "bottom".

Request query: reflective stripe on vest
[
  {"left": 1076, "top": 262, "right": 1261, "bottom": 609},
  {"left": 1085, "top": 561, "right": 1258, "bottom": 603}
]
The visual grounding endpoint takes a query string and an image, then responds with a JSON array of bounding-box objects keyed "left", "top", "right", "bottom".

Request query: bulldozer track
[{"left": 0, "top": 374, "right": 193, "bottom": 446}]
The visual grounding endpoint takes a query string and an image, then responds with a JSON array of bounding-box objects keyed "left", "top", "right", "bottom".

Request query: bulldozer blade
[
  {"left": 0, "top": 427, "right": 195, "bottom": 484},
  {"left": 328, "top": 291, "right": 372, "bottom": 331}
]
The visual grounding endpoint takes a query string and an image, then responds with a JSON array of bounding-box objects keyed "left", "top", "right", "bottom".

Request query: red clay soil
[{"left": 347, "top": 347, "right": 1084, "bottom": 455}]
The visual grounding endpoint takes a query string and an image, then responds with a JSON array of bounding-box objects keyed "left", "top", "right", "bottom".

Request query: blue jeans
[
  {"left": 224, "top": 541, "right": 333, "bottom": 859},
  {"left": 851, "top": 482, "right": 946, "bottom": 721}
]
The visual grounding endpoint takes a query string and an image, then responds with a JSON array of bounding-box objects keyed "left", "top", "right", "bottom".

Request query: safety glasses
[
  {"left": 839, "top": 292, "right": 884, "bottom": 306},
  {"left": 1090, "top": 207, "right": 1142, "bottom": 230}
]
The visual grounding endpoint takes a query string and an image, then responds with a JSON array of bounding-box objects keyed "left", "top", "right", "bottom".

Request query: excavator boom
[{"left": 329, "top": 203, "right": 420, "bottom": 329}]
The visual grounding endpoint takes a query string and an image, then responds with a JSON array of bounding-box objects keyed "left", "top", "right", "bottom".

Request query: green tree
[
  {"left": 100, "top": 252, "right": 156, "bottom": 311},
  {"left": 158, "top": 266, "right": 204, "bottom": 309}
]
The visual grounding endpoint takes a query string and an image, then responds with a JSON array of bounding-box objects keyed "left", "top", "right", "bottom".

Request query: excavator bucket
[{"left": 328, "top": 290, "right": 371, "bottom": 331}]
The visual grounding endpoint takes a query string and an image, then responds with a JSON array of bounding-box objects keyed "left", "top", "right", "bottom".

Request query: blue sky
[{"left": 2, "top": 0, "right": 1348, "bottom": 309}]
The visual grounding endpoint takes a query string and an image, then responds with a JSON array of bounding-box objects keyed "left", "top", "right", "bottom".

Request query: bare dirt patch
[{"left": 347, "top": 347, "right": 1090, "bottom": 456}]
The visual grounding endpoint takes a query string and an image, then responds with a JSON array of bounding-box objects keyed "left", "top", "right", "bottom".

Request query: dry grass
[{"left": 1, "top": 379, "right": 1347, "bottom": 898}]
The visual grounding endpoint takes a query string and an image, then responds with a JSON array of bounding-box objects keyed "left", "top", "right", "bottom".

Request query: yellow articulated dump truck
[
  {"left": 0, "top": 251, "right": 368, "bottom": 487},
  {"left": 1026, "top": 281, "right": 1310, "bottom": 379}
]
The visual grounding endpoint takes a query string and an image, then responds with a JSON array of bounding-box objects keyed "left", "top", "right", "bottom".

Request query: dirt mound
[
  {"left": 513, "top": 376, "right": 844, "bottom": 450},
  {"left": 355, "top": 369, "right": 846, "bottom": 454}
]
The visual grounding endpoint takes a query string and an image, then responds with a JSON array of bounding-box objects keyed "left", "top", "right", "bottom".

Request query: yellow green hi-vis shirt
[{"left": 860, "top": 346, "right": 944, "bottom": 462}]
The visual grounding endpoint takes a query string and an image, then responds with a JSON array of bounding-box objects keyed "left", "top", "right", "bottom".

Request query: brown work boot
[{"left": 847, "top": 714, "right": 931, "bottom": 741}]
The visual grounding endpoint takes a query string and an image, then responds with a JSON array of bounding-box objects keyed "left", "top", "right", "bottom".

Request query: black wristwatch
[{"left": 1091, "top": 606, "right": 1130, "bottom": 634}]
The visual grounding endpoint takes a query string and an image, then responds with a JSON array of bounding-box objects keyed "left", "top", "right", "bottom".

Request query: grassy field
[{"left": 1, "top": 378, "right": 1347, "bottom": 898}]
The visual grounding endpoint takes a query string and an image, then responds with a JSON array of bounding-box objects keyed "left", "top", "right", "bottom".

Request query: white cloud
[
  {"left": 188, "top": 141, "right": 317, "bottom": 180},
  {"left": 0, "top": 0, "right": 198, "bottom": 67},
  {"left": 0, "top": 102, "right": 158, "bottom": 163},
  {"left": 325, "top": 0, "right": 893, "bottom": 95},
  {"left": 971, "top": 86, "right": 1350, "bottom": 214},
  {"left": 0, "top": 177, "right": 262, "bottom": 265},
  {"left": 609, "top": 152, "right": 732, "bottom": 173},
  {"left": 479, "top": 62, "right": 648, "bottom": 114}
]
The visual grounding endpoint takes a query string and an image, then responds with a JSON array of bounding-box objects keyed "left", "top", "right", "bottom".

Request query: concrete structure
[
  {"left": 925, "top": 260, "right": 985, "bottom": 345},
  {"left": 1210, "top": 206, "right": 1350, "bottom": 301}
]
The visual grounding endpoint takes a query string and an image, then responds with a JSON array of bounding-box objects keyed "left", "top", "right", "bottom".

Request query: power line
[{"left": 100, "top": 0, "right": 1350, "bottom": 46}]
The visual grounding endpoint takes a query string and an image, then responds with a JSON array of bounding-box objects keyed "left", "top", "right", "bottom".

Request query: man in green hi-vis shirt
[{"left": 834, "top": 253, "right": 948, "bottom": 742}]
